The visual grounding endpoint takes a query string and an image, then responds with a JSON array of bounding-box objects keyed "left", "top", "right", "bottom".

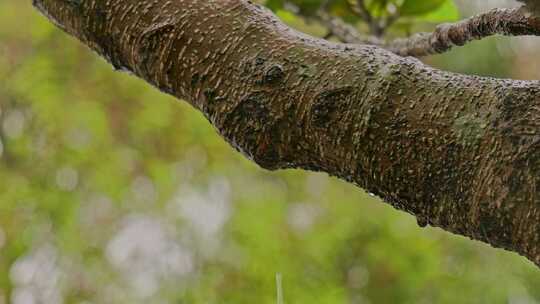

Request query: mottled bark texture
[
  {"left": 322, "top": 7, "right": 540, "bottom": 57},
  {"left": 32, "top": 0, "right": 540, "bottom": 267}
]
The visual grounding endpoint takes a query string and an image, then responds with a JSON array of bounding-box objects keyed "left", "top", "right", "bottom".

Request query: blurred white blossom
[
  {"left": 64, "top": 127, "right": 92, "bottom": 150},
  {"left": 10, "top": 244, "right": 64, "bottom": 304},
  {"left": 170, "top": 178, "right": 231, "bottom": 240},
  {"left": 106, "top": 215, "right": 194, "bottom": 298},
  {"left": 131, "top": 176, "right": 156, "bottom": 204},
  {"left": 11, "top": 288, "right": 35, "bottom": 304},
  {"left": 347, "top": 265, "right": 370, "bottom": 289},
  {"left": 2, "top": 109, "right": 25, "bottom": 139},
  {"left": 55, "top": 166, "right": 79, "bottom": 191},
  {"left": 287, "top": 203, "right": 323, "bottom": 234},
  {"left": 305, "top": 173, "right": 328, "bottom": 200}
]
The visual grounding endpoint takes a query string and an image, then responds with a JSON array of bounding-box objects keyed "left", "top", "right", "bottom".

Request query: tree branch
[
  {"left": 346, "top": 0, "right": 372, "bottom": 24},
  {"left": 317, "top": 11, "right": 383, "bottom": 45},
  {"left": 518, "top": 0, "right": 540, "bottom": 15},
  {"left": 388, "top": 7, "right": 540, "bottom": 57},
  {"left": 320, "top": 7, "right": 540, "bottom": 57},
  {"left": 32, "top": 0, "right": 540, "bottom": 268},
  {"left": 347, "top": 0, "right": 386, "bottom": 36}
]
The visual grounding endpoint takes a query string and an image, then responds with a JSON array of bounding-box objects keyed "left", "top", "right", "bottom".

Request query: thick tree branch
[{"left": 32, "top": 0, "right": 540, "bottom": 267}]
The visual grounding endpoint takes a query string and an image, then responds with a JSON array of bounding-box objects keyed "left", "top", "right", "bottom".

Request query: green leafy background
[{"left": 1, "top": 1, "right": 539, "bottom": 303}]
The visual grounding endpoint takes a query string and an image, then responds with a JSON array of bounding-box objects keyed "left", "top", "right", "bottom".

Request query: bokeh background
[{"left": 1, "top": 0, "right": 540, "bottom": 303}]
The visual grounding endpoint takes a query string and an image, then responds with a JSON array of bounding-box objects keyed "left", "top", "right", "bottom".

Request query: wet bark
[{"left": 32, "top": 0, "right": 540, "bottom": 267}]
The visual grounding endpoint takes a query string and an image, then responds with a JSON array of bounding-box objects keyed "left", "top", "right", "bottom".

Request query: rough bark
[{"left": 32, "top": 0, "right": 540, "bottom": 267}]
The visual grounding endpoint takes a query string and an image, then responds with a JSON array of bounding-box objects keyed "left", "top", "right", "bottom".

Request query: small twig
[
  {"left": 317, "top": 11, "right": 382, "bottom": 45},
  {"left": 354, "top": 0, "right": 373, "bottom": 24},
  {"left": 383, "top": 10, "right": 400, "bottom": 31},
  {"left": 386, "top": 7, "right": 540, "bottom": 57},
  {"left": 348, "top": 0, "right": 387, "bottom": 36},
  {"left": 518, "top": 0, "right": 540, "bottom": 15},
  {"left": 319, "top": 7, "right": 540, "bottom": 58}
]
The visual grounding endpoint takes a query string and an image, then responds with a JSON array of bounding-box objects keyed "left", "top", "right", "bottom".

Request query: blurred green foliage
[
  {"left": 0, "top": 1, "right": 539, "bottom": 304},
  {"left": 266, "top": 0, "right": 459, "bottom": 34}
]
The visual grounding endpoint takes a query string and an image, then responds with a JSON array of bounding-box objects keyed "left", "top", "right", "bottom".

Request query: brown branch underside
[{"left": 32, "top": 0, "right": 540, "bottom": 268}]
